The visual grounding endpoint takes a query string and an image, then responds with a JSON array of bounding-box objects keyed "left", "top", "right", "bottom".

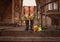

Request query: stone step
[
  {"left": 0, "top": 30, "right": 60, "bottom": 42},
  {"left": 0, "top": 36, "right": 60, "bottom": 42},
  {"left": 0, "top": 23, "right": 21, "bottom": 27},
  {"left": 0, "top": 30, "right": 60, "bottom": 37}
]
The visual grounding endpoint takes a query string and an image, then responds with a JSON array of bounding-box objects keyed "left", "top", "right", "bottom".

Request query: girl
[{"left": 23, "top": 0, "right": 36, "bottom": 31}]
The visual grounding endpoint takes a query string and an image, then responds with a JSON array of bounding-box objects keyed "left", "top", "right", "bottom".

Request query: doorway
[{"left": 0, "top": 0, "right": 12, "bottom": 24}]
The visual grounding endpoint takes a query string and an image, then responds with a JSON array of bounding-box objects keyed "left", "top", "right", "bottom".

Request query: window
[
  {"left": 48, "top": 3, "right": 53, "bottom": 10},
  {"left": 54, "top": 1, "right": 58, "bottom": 10},
  {"left": 48, "top": 0, "right": 58, "bottom": 10}
]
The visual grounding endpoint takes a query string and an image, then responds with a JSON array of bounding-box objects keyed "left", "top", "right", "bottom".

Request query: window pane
[
  {"left": 48, "top": 3, "right": 53, "bottom": 10},
  {"left": 48, "top": 0, "right": 53, "bottom": 10},
  {"left": 54, "top": 2, "right": 58, "bottom": 10}
]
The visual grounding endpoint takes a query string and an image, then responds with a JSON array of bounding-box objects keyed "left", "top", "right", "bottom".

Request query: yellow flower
[
  {"left": 38, "top": 26, "right": 42, "bottom": 31},
  {"left": 33, "top": 25, "right": 38, "bottom": 32}
]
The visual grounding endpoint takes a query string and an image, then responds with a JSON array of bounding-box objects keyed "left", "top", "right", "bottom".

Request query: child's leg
[
  {"left": 24, "top": 6, "right": 29, "bottom": 31},
  {"left": 30, "top": 20, "right": 34, "bottom": 30},
  {"left": 25, "top": 20, "right": 29, "bottom": 30},
  {"left": 24, "top": 6, "right": 29, "bottom": 15},
  {"left": 30, "top": 6, "right": 34, "bottom": 15},
  {"left": 30, "top": 6, "right": 34, "bottom": 30}
]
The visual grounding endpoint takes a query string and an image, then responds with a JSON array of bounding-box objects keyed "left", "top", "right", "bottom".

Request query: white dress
[{"left": 23, "top": 0, "right": 36, "bottom": 6}]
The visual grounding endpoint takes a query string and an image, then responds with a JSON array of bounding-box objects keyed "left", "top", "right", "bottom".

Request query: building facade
[{"left": 0, "top": 0, "right": 60, "bottom": 27}]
